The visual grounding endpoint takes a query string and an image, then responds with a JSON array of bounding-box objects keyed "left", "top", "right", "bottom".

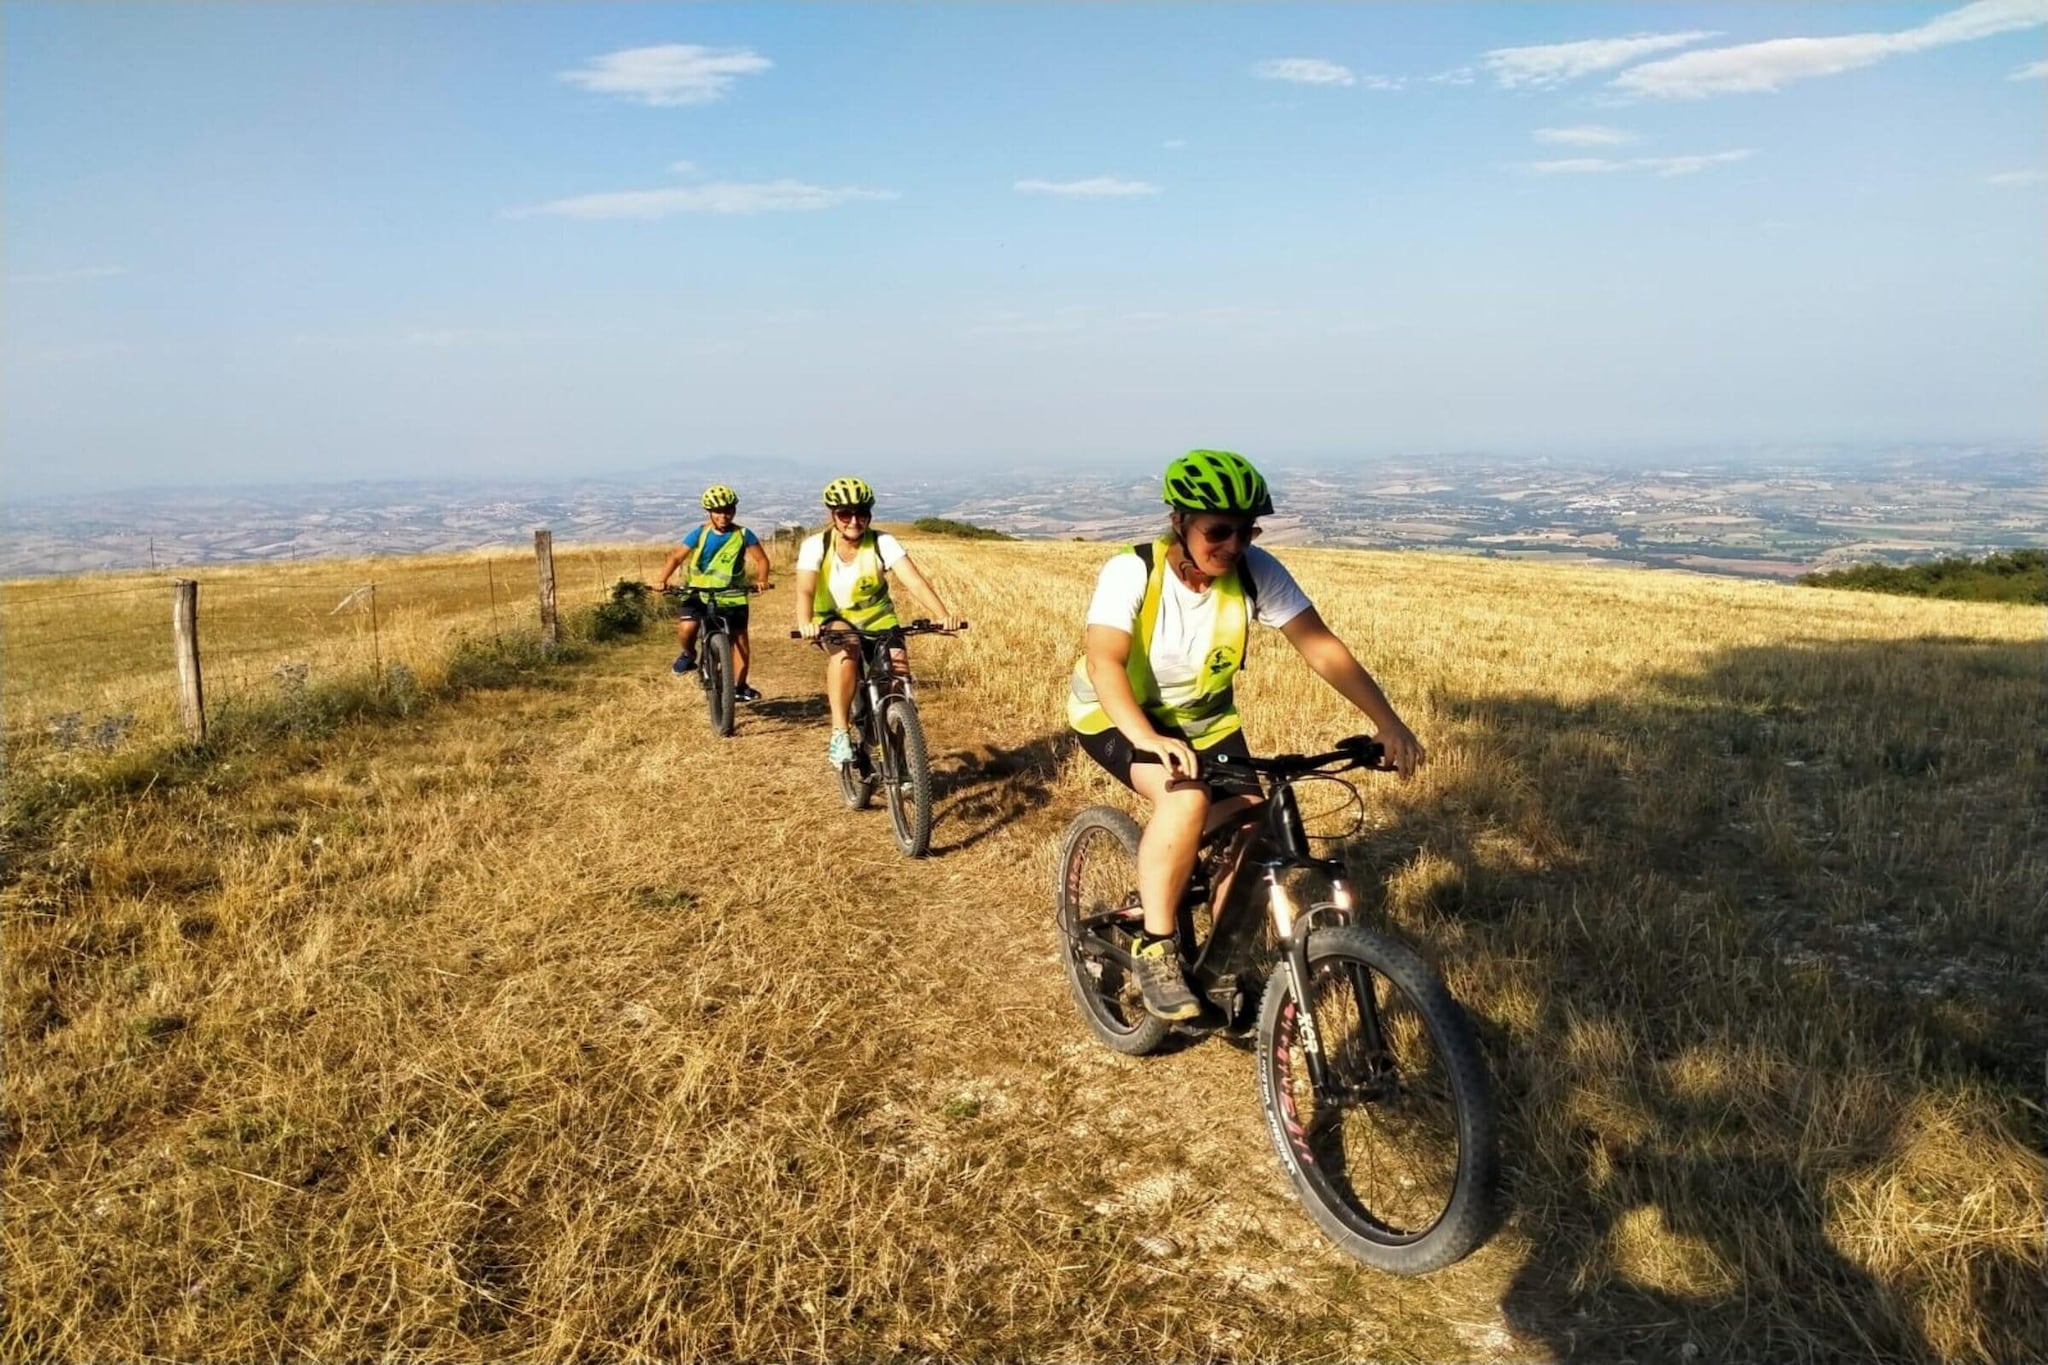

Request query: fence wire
[{"left": 3, "top": 542, "right": 648, "bottom": 762}]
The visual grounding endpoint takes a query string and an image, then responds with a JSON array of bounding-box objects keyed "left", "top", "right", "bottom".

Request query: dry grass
[
  {"left": 1, "top": 544, "right": 671, "bottom": 766},
  {"left": 4, "top": 534, "right": 2042, "bottom": 1362}
]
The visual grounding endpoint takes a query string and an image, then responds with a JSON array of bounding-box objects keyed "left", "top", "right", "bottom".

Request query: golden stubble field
[{"left": 3, "top": 533, "right": 2042, "bottom": 1363}]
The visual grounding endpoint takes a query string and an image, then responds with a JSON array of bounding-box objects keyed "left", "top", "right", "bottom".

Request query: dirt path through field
[
  {"left": 574, "top": 628, "right": 1531, "bottom": 1360},
  {"left": 5, "top": 626, "right": 1533, "bottom": 1361}
]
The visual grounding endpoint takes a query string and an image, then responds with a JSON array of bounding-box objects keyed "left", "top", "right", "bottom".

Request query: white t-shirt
[
  {"left": 798, "top": 531, "right": 908, "bottom": 608},
  {"left": 1085, "top": 545, "right": 1311, "bottom": 693}
]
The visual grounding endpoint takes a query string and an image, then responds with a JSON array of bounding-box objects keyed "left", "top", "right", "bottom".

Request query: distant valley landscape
[{"left": 4, "top": 445, "right": 2041, "bottom": 580}]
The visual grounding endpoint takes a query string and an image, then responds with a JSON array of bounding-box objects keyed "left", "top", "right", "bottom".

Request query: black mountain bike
[
  {"left": 793, "top": 620, "right": 966, "bottom": 857},
  {"left": 1054, "top": 735, "right": 1499, "bottom": 1275},
  {"left": 662, "top": 584, "right": 767, "bottom": 738}
]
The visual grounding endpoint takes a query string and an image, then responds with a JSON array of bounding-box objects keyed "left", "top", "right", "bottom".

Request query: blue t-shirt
[{"left": 682, "top": 524, "right": 761, "bottom": 562}]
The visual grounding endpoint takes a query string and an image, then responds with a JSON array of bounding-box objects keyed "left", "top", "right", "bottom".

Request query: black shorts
[
  {"left": 679, "top": 598, "right": 749, "bottom": 633},
  {"left": 819, "top": 617, "right": 906, "bottom": 653},
  {"left": 1074, "top": 725, "right": 1252, "bottom": 793}
]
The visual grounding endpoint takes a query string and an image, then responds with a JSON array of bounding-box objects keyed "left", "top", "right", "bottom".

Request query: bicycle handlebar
[
  {"left": 789, "top": 620, "right": 969, "bottom": 641},
  {"left": 659, "top": 582, "right": 772, "bottom": 597},
  {"left": 1132, "top": 734, "right": 1390, "bottom": 783}
]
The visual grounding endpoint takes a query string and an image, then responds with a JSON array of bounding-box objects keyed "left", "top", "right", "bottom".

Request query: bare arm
[
  {"left": 652, "top": 545, "right": 690, "bottom": 590},
  {"left": 888, "top": 554, "right": 954, "bottom": 626},
  {"left": 745, "top": 542, "right": 773, "bottom": 590},
  {"left": 1279, "top": 608, "right": 1425, "bottom": 776},
  {"left": 794, "top": 567, "right": 821, "bottom": 635},
  {"left": 1083, "top": 625, "right": 1197, "bottom": 777}
]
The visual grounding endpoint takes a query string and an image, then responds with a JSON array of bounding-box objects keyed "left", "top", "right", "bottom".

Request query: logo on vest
[{"left": 1205, "top": 647, "right": 1238, "bottom": 675}]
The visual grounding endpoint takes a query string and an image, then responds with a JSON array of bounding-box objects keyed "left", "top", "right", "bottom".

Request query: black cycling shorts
[
  {"left": 679, "top": 597, "right": 749, "bottom": 633},
  {"left": 819, "top": 616, "right": 906, "bottom": 652},
  {"left": 1074, "top": 725, "right": 1252, "bottom": 794}
]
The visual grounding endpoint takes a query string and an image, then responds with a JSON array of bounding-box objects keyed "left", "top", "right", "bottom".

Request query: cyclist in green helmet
[
  {"left": 654, "top": 484, "right": 774, "bottom": 702},
  {"left": 796, "top": 476, "right": 958, "bottom": 768},
  {"left": 1068, "top": 449, "right": 1425, "bottom": 1020}
]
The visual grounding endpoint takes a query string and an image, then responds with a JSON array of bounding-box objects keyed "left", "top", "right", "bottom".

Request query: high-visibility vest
[
  {"left": 810, "top": 530, "right": 899, "bottom": 630},
  {"left": 685, "top": 524, "right": 752, "bottom": 607},
  {"left": 1068, "top": 536, "right": 1249, "bottom": 750}
]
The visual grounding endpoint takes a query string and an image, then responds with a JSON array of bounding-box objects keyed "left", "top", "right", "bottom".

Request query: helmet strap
[{"left": 1166, "top": 514, "right": 1213, "bottom": 591}]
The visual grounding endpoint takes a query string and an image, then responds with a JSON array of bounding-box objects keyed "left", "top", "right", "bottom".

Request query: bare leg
[
  {"left": 824, "top": 641, "right": 858, "bottom": 731},
  {"left": 675, "top": 618, "right": 701, "bottom": 654},
  {"left": 733, "top": 629, "right": 750, "bottom": 684},
  {"left": 1128, "top": 763, "right": 1209, "bottom": 938}
]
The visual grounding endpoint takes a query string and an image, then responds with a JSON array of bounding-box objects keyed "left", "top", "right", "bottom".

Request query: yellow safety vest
[
  {"left": 811, "top": 530, "right": 899, "bottom": 630},
  {"left": 1068, "top": 537, "right": 1249, "bottom": 749},
  {"left": 685, "top": 524, "right": 752, "bottom": 607}
]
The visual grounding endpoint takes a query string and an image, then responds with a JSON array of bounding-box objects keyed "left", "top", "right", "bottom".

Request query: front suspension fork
[{"left": 1272, "top": 874, "right": 1389, "bottom": 1093}]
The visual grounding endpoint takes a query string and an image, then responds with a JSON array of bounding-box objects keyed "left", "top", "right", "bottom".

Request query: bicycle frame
[
  {"left": 1078, "top": 740, "right": 1395, "bottom": 1090},
  {"left": 668, "top": 585, "right": 747, "bottom": 645}
]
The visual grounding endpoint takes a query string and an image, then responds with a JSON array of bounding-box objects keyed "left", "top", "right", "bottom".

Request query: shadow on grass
[
  {"left": 927, "top": 732, "right": 1071, "bottom": 856},
  {"left": 1317, "top": 636, "right": 2043, "bottom": 1364}
]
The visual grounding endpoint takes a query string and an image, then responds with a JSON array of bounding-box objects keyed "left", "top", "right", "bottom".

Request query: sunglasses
[
  {"left": 1193, "top": 520, "right": 1261, "bottom": 545},
  {"left": 832, "top": 507, "right": 873, "bottom": 522}
]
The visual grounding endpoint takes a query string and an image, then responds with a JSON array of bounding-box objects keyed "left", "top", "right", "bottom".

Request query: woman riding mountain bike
[
  {"left": 794, "top": 476, "right": 959, "bottom": 769},
  {"left": 1068, "top": 448, "right": 1426, "bottom": 1021}
]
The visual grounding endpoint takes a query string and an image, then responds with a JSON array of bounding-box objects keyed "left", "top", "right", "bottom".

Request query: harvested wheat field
[{"left": 4, "top": 538, "right": 2043, "bottom": 1363}]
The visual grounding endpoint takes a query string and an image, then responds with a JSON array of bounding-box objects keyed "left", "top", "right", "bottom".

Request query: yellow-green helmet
[
  {"left": 821, "top": 476, "right": 874, "bottom": 510},
  {"left": 1163, "top": 449, "right": 1273, "bottom": 517},
  {"left": 701, "top": 484, "right": 739, "bottom": 511}
]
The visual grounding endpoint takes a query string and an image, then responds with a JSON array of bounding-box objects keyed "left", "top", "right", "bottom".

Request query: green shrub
[
  {"left": 1799, "top": 550, "right": 2046, "bottom": 604},
  {"left": 911, "top": 518, "right": 1016, "bottom": 541},
  {"left": 586, "top": 579, "right": 661, "bottom": 641}
]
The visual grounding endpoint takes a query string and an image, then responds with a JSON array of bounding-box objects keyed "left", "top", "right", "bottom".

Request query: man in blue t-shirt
[{"left": 653, "top": 485, "right": 774, "bottom": 702}]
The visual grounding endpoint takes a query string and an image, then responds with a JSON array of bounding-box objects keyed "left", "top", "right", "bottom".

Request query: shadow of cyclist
[
  {"left": 1320, "top": 635, "right": 2042, "bottom": 1363},
  {"left": 927, "top": 733, "right": 1071, "bottom": 856}
]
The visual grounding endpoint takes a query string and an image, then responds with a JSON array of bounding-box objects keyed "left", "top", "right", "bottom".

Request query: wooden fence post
[
  {"left": 534, "top": 529, "right": 559, "bottom": 652},
  {"left": 172, "top": 579, "right": 206, "bottom": 742}
]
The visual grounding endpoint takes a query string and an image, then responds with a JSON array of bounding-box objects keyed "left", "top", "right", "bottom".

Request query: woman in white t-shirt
[
  {"left": 795, "top": 476, "right": 957, "bottom": 768},
  {"left": 1067, "top": 449, "right": 1424, "bottom": 1021}
]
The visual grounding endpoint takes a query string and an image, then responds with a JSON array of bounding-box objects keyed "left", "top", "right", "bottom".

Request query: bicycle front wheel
[
  {"left": 704, "top": 631, "right": 736, "bottom": 737},
  {"left": 1256, "top": 923, "right": 1498, "bottom": 1275},
  {"left": 879, "top": 695, "right": 933, "bottom": 857}
]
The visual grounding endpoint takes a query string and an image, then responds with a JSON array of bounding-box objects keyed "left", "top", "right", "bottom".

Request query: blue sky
[{"left": 4, "top": 2, "right": 2044, "bottom": 495}]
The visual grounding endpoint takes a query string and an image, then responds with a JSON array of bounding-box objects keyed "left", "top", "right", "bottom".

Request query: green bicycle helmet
[
  {"left": 1163, "top": 449, "right": 1274, "bottom": 517},
  {"left": 701, "top": 484, "right": 739, "bottom": 511},
  {"left": 822, "top": 476, "right": 875, "bottom": 509}
]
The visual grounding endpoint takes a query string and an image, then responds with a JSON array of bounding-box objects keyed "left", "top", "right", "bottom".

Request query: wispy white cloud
[
  {"left": 1523, "top": 149, "right": 1755, "bottom": 177},
  {"left": 2011, "top": 57, "right": 2048, "bottom": 78},
  {"left": 1985, "top": 168, "right": 2046, "bottom": 184},
  {"left": 557, "top": 44, "right": 771, "bottom": 107},
  {"left": 1484, "top": 31, "right": 1718, "bottom": 89},
  {"left": 1612, "top": 0, "right": 2048, "bottom": 99},
  {"left": 1013, "top": 177, "right": 1160, "bottom": 198},
  {"left": 1534, "top": 125, "right": 1641, "bottom": 147},
  {"left": 1359, "top": 74, "right": 1408, "bottom": 91},
  {"left": 510, "top": 179, "right": 898, "bottom": 220},
  {"left": 1253, "top": 58, "right": 1356, "bottom": 87},
  {"left": 1163, "top": 139, "right": 1188, "bottom": 150},
  {"left": 1428, "top": 66, "right": 1476, "bottom": 86},
  {"left": 5, "top": 264, "right": 127, "bottom": 285}
]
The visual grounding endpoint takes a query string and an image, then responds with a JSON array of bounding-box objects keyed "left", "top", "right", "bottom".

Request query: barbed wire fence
[{"left": 1, "top": 533, "right": 671, "bottom": 767}]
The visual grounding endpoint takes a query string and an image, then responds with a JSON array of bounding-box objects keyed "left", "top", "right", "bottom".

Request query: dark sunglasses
[
  {"left": 832, "top": 507, "right": 873, "bottom": 521},
  {"left": 1194, "top": 520, "right": 1261, "bottom": 545}
]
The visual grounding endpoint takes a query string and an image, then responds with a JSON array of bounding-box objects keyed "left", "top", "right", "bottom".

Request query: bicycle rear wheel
[
  {"left": 880, "top": 694, "right": 933, "bottom": 857},
  {"left": 704, "top": 631, "right": 736, "bottom": 737},
  {"left": 1256, "top": 923, "right": 1497, "bottom": 1275},
  {"left": 1054, "top": 808, "right": 1172, "bottom": 1056}
]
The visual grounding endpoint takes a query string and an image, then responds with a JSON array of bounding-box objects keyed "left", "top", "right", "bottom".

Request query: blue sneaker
[
  {"left": 671, "top": 650, "right": 696, "bottom": 675},
  {"left": 827, "top": 729, "right": 855, "bottom": 767}
]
